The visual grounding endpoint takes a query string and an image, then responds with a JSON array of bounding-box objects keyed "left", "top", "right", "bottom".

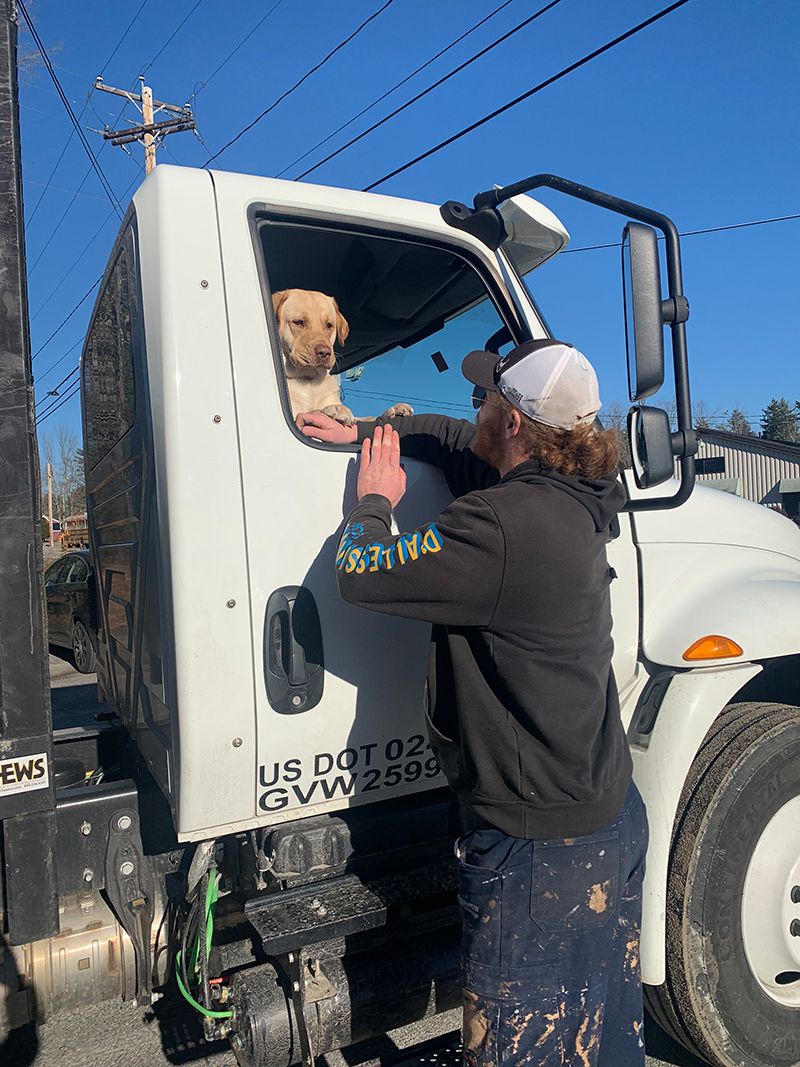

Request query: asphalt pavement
[
  {"left": 1, "top": 652, "right": 706, "bottom": 1067},
  {"left": 5, "top": 991, "right": 704, "bottom": 1067}
]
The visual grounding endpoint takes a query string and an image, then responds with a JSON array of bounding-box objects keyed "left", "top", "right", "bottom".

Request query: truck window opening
[{"left": 256, "top": 218, "right": 517, "bottom": 425}]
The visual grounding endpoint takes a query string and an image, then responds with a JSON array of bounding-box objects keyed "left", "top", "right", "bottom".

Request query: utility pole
[
  {"left": 47, "top": 462, "right": 54, "bottom": 546},
  {"left": 94, "top": 76, "right": 196, "bottom": 173},
  {"left": 141, "top": 82, "right": 156, "bottom": 174}
]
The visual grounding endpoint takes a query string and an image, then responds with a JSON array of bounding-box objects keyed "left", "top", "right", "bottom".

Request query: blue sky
[{"left": 19, "top": 0, "right": 799, "bottom": 440}]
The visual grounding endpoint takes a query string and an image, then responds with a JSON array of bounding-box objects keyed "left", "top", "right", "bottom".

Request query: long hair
[{"left": 496, "top": 395, "right": 620, "bottom": 479}]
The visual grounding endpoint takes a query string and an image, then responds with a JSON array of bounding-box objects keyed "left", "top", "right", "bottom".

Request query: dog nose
[{"left": 314, "top": 344, "right": 332, "bottom": 363}]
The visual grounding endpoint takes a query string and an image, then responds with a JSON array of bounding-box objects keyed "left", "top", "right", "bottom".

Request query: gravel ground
[{"left": 0, "top": 653, "right": 707, "bottom": 1067}]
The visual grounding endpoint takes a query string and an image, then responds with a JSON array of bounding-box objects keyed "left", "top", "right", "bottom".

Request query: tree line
[
  {"left": 604, "top": 397, "right": 800, "bottom": 445},
  {"left": 688, "top": 397, "right": 800, "bottom": 441}
]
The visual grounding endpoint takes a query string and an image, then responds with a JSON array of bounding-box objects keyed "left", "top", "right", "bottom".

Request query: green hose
[{"left": 176, "top": 870, "right": 233, "bottom": 1020}]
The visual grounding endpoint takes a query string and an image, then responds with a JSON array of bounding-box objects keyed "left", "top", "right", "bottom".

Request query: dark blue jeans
[{"left": 456, "top": 781, "right": 648, "bottom": 1066}]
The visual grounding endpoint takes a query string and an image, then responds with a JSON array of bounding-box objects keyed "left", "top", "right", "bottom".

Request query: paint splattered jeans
[{"left": 456, "top": 780, "right": 648, "bottom": 1066}]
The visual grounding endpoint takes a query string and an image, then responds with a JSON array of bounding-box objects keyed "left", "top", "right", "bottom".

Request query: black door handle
[
  {"left": 269, "top": 591, "right": 307, "bottom": 687},
  {"left": 264, "top": 586, "right": 324, "bottom": 714}
]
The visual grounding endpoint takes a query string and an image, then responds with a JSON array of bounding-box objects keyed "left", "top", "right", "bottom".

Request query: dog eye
[
  {"left": 292, "top": 319, "right": 305, "bottom": 327},
  {"left": 326, "top": 322, "right": 334, "bottom": 330}
]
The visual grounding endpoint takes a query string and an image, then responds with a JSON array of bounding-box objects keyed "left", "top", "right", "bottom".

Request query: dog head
[{"left": 272, "top": 289, "right": 350, "bottom": 373}]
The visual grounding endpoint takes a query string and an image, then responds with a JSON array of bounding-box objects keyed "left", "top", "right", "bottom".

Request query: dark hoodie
[{"left": 336, "top": 414, "right": 631, "bottom": 839}]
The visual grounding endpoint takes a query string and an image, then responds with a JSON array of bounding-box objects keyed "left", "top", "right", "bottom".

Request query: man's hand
[
  {"left": 295, "top": 410, "right": 358, "bottom": 444},
  {"left": 357, "top": 425, "right": 406, "bottom": 507}
]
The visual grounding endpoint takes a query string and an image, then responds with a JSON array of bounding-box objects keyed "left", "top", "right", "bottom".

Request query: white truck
[{"left": 3, "top": 162, "right": 800, "bottom": 1067}]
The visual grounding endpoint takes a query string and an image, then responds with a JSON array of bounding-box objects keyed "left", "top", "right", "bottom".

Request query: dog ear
[
  {"left": 272, "top": 290, "right": 289, "bottom": 320},
  {"left": 333, "top": 300, "right": 350, "bottom": 345}
]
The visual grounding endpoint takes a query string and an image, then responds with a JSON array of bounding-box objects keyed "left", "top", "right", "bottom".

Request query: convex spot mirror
[
  {"left": 622, "top": 222, "right": 665, "bottom": 402},
  {"left": 628, "top": 406, "right": 675, "bottom": 489}
]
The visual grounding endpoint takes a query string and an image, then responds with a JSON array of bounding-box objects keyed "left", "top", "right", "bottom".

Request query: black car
[{"left": 44, "top": 550, "right": 97, "bottom": 673}]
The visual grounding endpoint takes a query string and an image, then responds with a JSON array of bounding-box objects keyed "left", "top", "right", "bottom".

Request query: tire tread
[{"left": 646, "top": 701, "right": 800, "bottom": 1067}]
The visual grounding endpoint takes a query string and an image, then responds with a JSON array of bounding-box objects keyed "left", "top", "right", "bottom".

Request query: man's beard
[{"left": 472, "top": 404, "right": 507, "bottom": 470}]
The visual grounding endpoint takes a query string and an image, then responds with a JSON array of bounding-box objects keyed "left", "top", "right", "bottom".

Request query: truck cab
[{"left": 4, "top": 165, "right": 800, "bottom": 1067}]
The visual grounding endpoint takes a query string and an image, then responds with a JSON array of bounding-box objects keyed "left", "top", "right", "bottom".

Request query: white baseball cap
[{"left": 462, "top": 340, "right": 602, "bottom": 430}]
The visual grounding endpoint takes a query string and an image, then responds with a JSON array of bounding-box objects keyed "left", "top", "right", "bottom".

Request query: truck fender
[
  {"left": 632, "top": 661, "right": 762, "bottom": 986},
  {"left": 641, "top": 552, "right": 800, "bottom": 666}
]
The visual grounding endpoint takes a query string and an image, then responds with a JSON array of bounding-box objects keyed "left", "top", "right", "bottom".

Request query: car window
[
  {"left": 66, "top": 558, "right": 89, "bottom": 583},
  {"left": 256, "top": 219, "right": 516, "bottom": 431},
  {"left": 45, "top": 558, "right": 69, "bottom": 585}
]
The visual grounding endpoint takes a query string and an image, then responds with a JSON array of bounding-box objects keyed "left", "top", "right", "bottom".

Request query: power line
[
  {"left": 37, "top": 364, "right": 80, "bottom": 408},
  {"left": 562, "top": 212, "right": 800, "bottom": 254},
  {"left": 18, "top": 99, "right": 61, "bottom": 119},
  {"left": 25, "top": 176, "right": 108, "bottom": 204},
  {"left": 203, "top": 0, "right": 397, "bottom": 167},
  {"left": 17, "top": 0, "right": 123, "bottom": 217},
  {"left": 364, "top": 0, "right": 693, "bottom": 191},
  {"left": 193, "top": 0, "right": 286, "bottom": 96},
  {"left": 31, "top": 277, "right": 101, "bottom": 362},
  {"left": 37, "top": 380, "right": 81, "bottom": 425},
  {"left": 346, "top": 386, "right": 474, "bottom": 414},
  {"left": 30, "top": 208, "right": 116, "bottom": 322},
  {"left": 18, "top": 74, "right": 80, "bottom": 102},
  {"left": 294, "top": 0, "right": 563, "bottom": 182},
  {"left": 100, "top": 0, "right": 149, "bottom": 76},
  {"left": 142, "top": 0, "right": 206, "bottom": 77},
  {"left": 28, "top": 5, "right": 204, "bottom": 343},
  {"left": 35, "top": 337, "right": 84, "bottom": 385},
  {"left": 26, "top": 168, "right": 100, "bottom": 276},
  {"left": 23, "top": 85, "right": 103, "bottom": 235},
  {"left": 26, "top": 92, "right": 115, "bottom": 237},
  {"left": 27, "top": 11, "right": 205, "bottom": 378},
  {"left": 29, "top": 210, "right": 797, "bottom": 401},
  {"left": 30, "top": 172, "right": 141, "bottom": 380},
  {"left": 26, "top": 4, "right": 195, "bottom": 267},
  {"left": 276, "top": 0, "right": 516, "bottom": 179}
]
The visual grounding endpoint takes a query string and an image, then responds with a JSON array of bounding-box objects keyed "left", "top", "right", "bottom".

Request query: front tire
[
  {"left": 646, "top": 701, "right": 800, "bottom": 1067},
  {"left": 71, "top": 617, "right": 97, "bottom": 674}
]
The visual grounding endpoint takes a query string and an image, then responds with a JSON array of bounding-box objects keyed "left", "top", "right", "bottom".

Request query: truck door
[{"left": 221, "top": 211, "right": 523, "bottom": 825}]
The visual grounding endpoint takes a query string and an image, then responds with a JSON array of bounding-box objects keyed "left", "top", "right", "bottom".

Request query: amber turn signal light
[{"left": 682, "top": 635, "right": 744, "bottom": 662}]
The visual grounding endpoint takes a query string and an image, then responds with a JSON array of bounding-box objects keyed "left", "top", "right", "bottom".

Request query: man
[{"left": 297, "top": 339, "right": 649, "bottom": 1067}]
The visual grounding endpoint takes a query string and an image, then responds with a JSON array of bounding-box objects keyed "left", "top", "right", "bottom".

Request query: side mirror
[
  {"left": 622, "top": 222, "right": 665, "bottom": 401},
  {"left": 628, "top": 406, "right": 675, "bottom": 489}
]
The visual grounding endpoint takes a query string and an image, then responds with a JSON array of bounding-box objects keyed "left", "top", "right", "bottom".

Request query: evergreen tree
[
  {"left": 727, "top": 408, "right": 753, "bottom": 436},
  {"left": 760, "top": 398, "right": 800, "bottom": 442}
]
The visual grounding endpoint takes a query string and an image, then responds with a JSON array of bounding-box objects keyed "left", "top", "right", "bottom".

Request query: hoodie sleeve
[
  {"left": 355, "top": 414, "right": 498, "bottom": 497},
  {"left": 336, "top": 492, "right": 505, "bottom": 627}
]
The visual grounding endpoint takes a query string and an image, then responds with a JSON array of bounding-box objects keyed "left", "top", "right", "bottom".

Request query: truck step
[{"left": 245, "top": 856, "right": 457, "bottom": 955}]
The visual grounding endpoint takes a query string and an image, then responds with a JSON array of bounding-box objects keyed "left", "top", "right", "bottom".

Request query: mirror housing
[
  {"left": 628, "top": 406, "right": 675, "bottom": 489},
  {"left": 622, "top": 222, "right": 665, "bottom": 401}
]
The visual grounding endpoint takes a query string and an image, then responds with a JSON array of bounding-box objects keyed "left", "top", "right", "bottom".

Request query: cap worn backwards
[{"left": 462, "top": 339, "right": 602, "bottom": 431}]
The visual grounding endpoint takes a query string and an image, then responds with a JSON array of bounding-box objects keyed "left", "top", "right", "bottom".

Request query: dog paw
[
  {"left": 381, "top": 403, "right": 414, "bottom": 418},
  {"left": 320, "top": 404, "right": 356, "bottom": 426}
]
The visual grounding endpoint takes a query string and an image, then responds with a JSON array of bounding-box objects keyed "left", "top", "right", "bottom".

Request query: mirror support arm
[{"left": 443, "top": 174, "right": 696, "bottom": 510}]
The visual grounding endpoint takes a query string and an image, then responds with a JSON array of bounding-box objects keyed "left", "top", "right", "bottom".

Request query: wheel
[
  {"left": 71, "top": 617, "right": 97, "bottom": 674},
  {"left": 645, "top": 701, "right": 800, "bottom": 1067}
]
